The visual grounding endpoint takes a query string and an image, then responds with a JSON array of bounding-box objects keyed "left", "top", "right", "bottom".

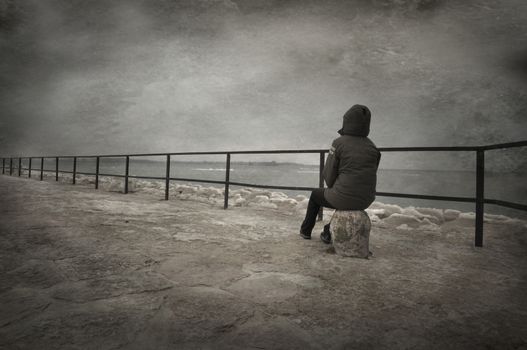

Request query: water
[{"left": 16, "top": 157, "right": 527, "bottom": 219}]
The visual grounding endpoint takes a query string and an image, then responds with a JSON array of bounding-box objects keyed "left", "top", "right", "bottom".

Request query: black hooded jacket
[{"left": 322, "top": 105, "right": 381, "bottom": 210}]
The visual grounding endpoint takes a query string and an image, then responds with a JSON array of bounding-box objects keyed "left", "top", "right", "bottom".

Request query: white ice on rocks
[
  {"left": 31, "top": 171, "right": 527, "bottom": 231},
  {"left": 368, "top": 202, "right": 403, "bottom": 218},
  {"left": 444, "top": 209, "right": 461, "bottom": 221}
]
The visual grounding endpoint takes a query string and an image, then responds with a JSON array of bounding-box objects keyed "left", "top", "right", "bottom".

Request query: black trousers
[{"left": 300, "top": 188, "right": 335, "bottom": 235}]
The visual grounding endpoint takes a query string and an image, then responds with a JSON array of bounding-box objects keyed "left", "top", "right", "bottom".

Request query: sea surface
[{"left": 14, "top": 157, "right": 527, "bottom": 219}]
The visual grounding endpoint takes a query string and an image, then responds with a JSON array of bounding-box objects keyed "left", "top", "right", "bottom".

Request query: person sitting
[{"left": 300, "top": 104, "right": 381, "bottom": 243}]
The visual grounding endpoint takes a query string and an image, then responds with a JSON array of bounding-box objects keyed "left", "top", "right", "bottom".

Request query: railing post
[
  {"left": 95, "top": 157, "right": 100, "bottom": 189},
  {"left": 72, "top": 157, "right": 77, "bottom": 184},
  {"left": 10, "top": 158, "right": 12, "bottom": 175},
  {"left": 165, "top": 154, "right": 170, "bottom": 200},
  {"left": 224, "top": 153, "right": 231, "bottom": 209},
  {"left": 318, "top": 151, "right": 325, "bottom": 221},
  {"left": 28, "top": 158, "right": 32, "bottom": 178},
  {"left": 124, "top": 156, "right": 129, "bottom": 194},
  {"left": 475, "top": 149, "right": 485, "bottom": 247},
  {"left": 55, "top": 157, "right": 59, "bottom": 181},
  {"left": 40, "top": 157, "right": 44, "bottom": 180},
  {"left": 18, "top": 158, "right": 21, "bottom": 176}
]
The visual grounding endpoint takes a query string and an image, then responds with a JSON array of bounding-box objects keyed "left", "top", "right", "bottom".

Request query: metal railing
[{"left": 2, "top": 140, "right": 526, "bottom": 247}]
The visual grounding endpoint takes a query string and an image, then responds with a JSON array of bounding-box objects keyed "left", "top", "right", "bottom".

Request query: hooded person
[{"left": 300, "top": 104, "right": 381, "bottom": 243}]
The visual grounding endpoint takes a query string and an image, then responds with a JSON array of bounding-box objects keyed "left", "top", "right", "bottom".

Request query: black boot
[
  {"left": 320, "top": 224, "right": 331, "bottom": 244},
  {"left": 299, "top": 230, "right": 311, "bottom": 240}
]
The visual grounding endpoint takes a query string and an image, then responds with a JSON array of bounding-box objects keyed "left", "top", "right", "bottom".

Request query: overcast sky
[{"left": 0, "top": 0, "right": 526, "bottom": 169}]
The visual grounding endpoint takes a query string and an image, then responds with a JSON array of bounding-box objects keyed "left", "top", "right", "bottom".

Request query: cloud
[{"left": 0, "top": 0, "right": 525, "bottom": 172}]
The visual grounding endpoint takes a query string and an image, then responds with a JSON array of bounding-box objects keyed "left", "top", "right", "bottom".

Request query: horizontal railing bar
[
  {"left": 128, "top": 175, "right": 165, "bottom": 180},
  {"left": 25, "top": 170, "right": 124, "bottom": 177},
  {"left": 35, "top": 169, "right": 59, "bottom": 173},
  {"left": 481, "top": 140, "right": 527, "bottom": 151},
  {"left": 4, "top": 142, "right": 527, "bottom": 158},
  {"left": 169, "top": 177, "right": 227, "bottom": 185},
  {"left": 37, "top": 171, "right": 172, "bottom": 181},
  {"left": 171, "top": 149, "right": 327, "bottom": 156},
  {"left": 484, "top": 199, "right": 527, "bottom": 211},
  {"left": 229, "top": 181, "right": 316, "bottom": 191},
  {"left": 7, "top": 143, "right": 521, "bottom": 159},
  {"left": 376, "top": 191, "right": 476, "bottom": 203},
  {"left": 377, "top": 146, "right": 480, "bottom": 152},
  {"left": 4, "top": 149, "right": 330, "bottom": 158},
  {"left": 99, "top": 173, "right": 126, "bottom": 178},
  {"left": 0, "top": 139, "right": 521, "bottom": 159}
]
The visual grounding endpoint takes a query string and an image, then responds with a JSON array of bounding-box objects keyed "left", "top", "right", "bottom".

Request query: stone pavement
[{"left": 1, "top": 175, "right": 526, "bottom": 349}]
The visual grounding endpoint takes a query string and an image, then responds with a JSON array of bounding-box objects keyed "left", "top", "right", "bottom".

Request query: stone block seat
[{"left": 329, "top": 210, "right": 371, "bottom": 258}]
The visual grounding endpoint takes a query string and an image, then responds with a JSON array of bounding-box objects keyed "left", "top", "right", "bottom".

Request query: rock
[
  {"left": 369, "top": 202, "right": 403, "bottom": 218},
  {"left": 270, "top": 198, "right": 298, "bottom": 210},
  {"left": 401, "top": 207, "right": 423, "bottom": 218},
  {"left": 175, "top": 184, "right": 198, "bottom": 195},
  {"left": 104, "top": 178, "right": 123, "bottom": 192},
  {"left": 415, "top": 207, "right": 444, "bottom": 224},
  {"left": 383, "top": 213, "right": 422, "bottom": 228},
  {"left": 248, "top": 201, "right": 277, "bottom": 209},
  {"left": 234, "top": 196, "right": 246, "bottom": 206},
  {"left": 253, "top": 195, "right": 270, "bottom": 203},
  {"left": 483, "top": 213, "right": 510, "bottom": 223},
  {"left": 238, "top": 189, "right": 252, "bottom": 197},
  {"left": 455, "top": 212, "right": 476, "bottom": 226},
  {"left": 369, "top": 214, "right": 382, "bottom": 224},
  {"left": 443, "top": 209, "right": 461, "bottom": 221},
  {"left": 270, "top": 191, "right": 288, "bottom": 199},
  {"left": 402, "top": 207, "right": 442, "bottom": 225},
  {"left": 419, "top": 218, "right": 441, "bottom": 231},
  {"left": 295, "top": 199, "right": 309, "bottom": 210},
  {"left": 295, "top": 194, "right": 308, "bottom": 202},
  {"left": 197, "top": 187, "right": 222, "bottom": 197},
  {"left": 247, "top": 190, "right": 273, "bottom": 200},
  {"left": 366, "top": 208, "right": 386, "bottom": 218},
  {"left": 329, "top": 210, "right": 371, "bottom": 258}
]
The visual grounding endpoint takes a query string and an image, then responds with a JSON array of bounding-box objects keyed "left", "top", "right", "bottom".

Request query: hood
[{"left": 337, "top": 104, "right": 371, "bottom": 137}]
